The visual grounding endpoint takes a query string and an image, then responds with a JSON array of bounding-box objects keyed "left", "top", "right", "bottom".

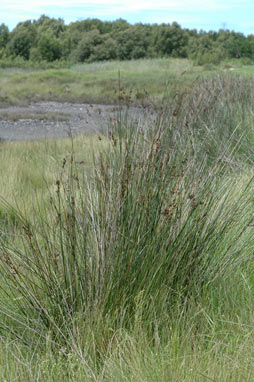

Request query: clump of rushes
[{"left": 0, "top": 74, "right": 254, "bottom": 354}]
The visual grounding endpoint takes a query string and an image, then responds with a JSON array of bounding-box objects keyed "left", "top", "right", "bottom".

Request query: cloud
[
  {"left": 1, "top": 0, "right": 253, "bottom": 34},
  {"left": 0, "top": 0, "right": 233, "bottom": 27},
  {"left": 0, "top": 0, "right": 238, "bottom": 13}
]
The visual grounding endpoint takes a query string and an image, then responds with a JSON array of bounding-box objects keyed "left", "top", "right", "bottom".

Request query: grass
[
  {"left": 1, "top": 71, "right": 254, "bottom": 380},
  {"left": 1, "top": 56, "right": 254, "bottom": 108},
  {"left": 0, "top": 58, "right": 223, "bottom": 107},
  {"left": 0, "top": 135, "right": 108, "bottom": 221},
  {"left": 1, "top": 269, "right": 254, "bottom": 381}
]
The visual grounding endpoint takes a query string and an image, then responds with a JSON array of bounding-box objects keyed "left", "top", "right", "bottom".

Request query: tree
[
  {"left": 115, "top": 25, "right": 151, "bottom": 60},
  {"left": 36, "top": 15, "right": 65, "bottom": 37},
  {"left": 187, "top": 31, "right": 226, "bottom": 64},
  {"left": 152, "top": 22, "right": 188, "bottom": 57},
  {"left": 225, "top": 32, "right": 250, "bottom": 58},
  {"left": 37, "top": 33, "right": 62, "bottom": 61},
  {"left": 0, "top": 24, "right": 9, "bottom": 49},
  {"left": 90, "top": 36, "right": 117, "bottom": 61},
  {"left": 72, "top": 29, "right": 102, "bottom": 62},
  {"left": 7, "top": 20, "right": 36, "bottom": 60},
  {"left": 7, "top": 30, "right": 32, "bottom": 59}
]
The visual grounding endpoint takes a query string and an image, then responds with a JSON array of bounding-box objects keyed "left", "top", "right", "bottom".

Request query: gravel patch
[{"left": 0, "top": 102, "right": 144, "bottom": 141}]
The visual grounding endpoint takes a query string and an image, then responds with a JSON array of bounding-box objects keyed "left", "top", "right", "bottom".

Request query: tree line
[{"left": 0, "top": 15, "right": 254, "bottom": 65}]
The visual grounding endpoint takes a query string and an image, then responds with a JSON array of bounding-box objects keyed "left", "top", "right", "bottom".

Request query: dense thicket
[{"left": 1, "top": 15, "right": 254, "bottom": 64}]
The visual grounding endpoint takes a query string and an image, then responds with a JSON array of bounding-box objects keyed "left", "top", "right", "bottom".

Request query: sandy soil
[{"left": 0, "top": 102, "right": 143, "bottom": 141}]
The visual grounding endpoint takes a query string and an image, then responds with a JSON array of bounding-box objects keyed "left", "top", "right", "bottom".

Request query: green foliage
[
  {"left": 7, "top": 30, "right": 32, "bottom": 60},
  {"left": 116, "top": 25, "right": 151, "bottom": 60},
  {"left": 0, "top": 23, "right": 9, "bottom": 50},
  {"left": 2, "top": 75, "right": 254, "bottom": 379},
  {"left": 72, "top": 29, "right": 117, "bottom": 62},
  {"left": 4, "top": 15, "right": 254, "bottom": 65},
  {"left": 6, "top": 21, "right": 36, "bottom": 60},
  {"left": 0, "top": 57, "right": 195, "bottom": 106},
  {"left": 153, "top": 22, "right": 188, "bottom": 57},
  {"left": 37, "top": 33, "right": 62, "bottom": 62},
  {"left": 91, "top": 36, "right": 117, "bottom": 61},
  {"left": 225, "top": 31, "right": 254, "bottom": 58},
  {"left": 1, "top": 74, "right": 254, "bottom": 352},
  {"left": 36, "top": 15, "right": 66, "bottom": 38},
  {"left": 72, "top": 29, "right": 102, "bottom": 62},
  {"left": 188, "top": 32, "right": 226, "bottom": 64}
]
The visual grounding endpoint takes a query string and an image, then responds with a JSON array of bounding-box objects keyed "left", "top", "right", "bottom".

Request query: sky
[{"left": 1, "top": 0, "right": 254, "bottom": 35}]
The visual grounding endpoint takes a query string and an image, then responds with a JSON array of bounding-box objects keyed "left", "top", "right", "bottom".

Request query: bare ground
[{"left": 0, "top": 102, "right": 144, "bottom": 141}]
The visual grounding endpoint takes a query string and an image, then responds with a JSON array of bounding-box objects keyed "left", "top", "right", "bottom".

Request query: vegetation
[
  {"left": 1, "top": 57, "right": 248, "bottom": 107},
  {"left": 1, "top": 16, "right": 254, "bottom": 67},
  {"left": 1, "top": 73, "right": 254, "bottom": 380},
  {"left": 0, "top": 58, "right": 200, "bottom": 106}
]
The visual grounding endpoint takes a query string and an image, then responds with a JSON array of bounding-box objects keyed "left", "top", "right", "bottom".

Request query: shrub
[{"left": 0, "top": 75, "right": 254, "bottom": 354}]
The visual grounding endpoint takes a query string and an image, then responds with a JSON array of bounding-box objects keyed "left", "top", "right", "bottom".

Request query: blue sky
[{"left": 1, "top": 0, "right": 254, "bottom": 35}]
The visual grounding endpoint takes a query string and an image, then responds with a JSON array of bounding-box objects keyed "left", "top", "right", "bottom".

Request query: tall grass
[
  {"left": 1, "top": 73, "right": 254, "bottom": 379},
  {"left": 0, "top": 136, "right": 106, "bottom": 221},
  {"left": 0, "top": 58, "right": 214, "bottom": 106}
]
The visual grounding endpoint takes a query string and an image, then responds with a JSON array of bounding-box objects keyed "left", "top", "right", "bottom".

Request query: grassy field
[
  {"left": 1, "top": 57, "right": 253, "bottom": 109},
  {"left": 2, "top": 60, "right": 254, "bottom": 380},
  {"left": 0, "top": 58, "right": 229, "bottom": 107}
]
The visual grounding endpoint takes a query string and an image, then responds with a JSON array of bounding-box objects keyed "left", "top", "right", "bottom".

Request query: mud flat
[{"left": 0, "top": 102, "right": 153, "bottom": 141}]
